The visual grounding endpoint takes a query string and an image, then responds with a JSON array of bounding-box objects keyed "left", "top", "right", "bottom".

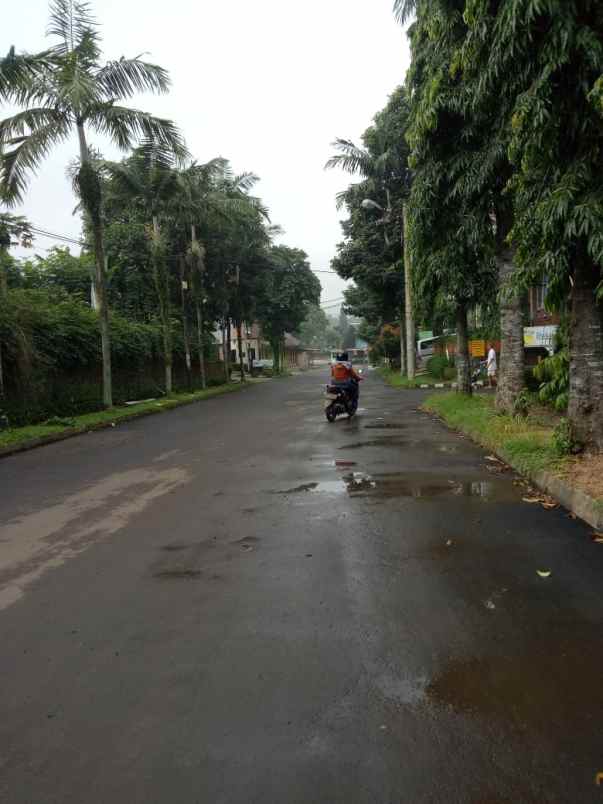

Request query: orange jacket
[{"left": 331, "top": 362, "right": 361, "bottom": 382}]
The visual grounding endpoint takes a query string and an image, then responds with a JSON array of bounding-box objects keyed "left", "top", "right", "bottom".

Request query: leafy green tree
[
  {"left": 404, "top": 0, "right": 497, "bottom": 393},
  {"left": 256, "top": 245, "right": 321, "bottom": 373},
  {"left": 297, "top": 305, "right": 339, "bottom": 351},
  {"left": 464, "top": 0, "right": 603, "bottom": 448},
  {"left": 327, "top": 86, "right": 413, "bottom": 374},
  {"left": 17, "top": 247, "right": 93, "bottom": 299},
  {"left": 0, "top": 213, "right": 32, "bottom": 398},
  {"left": 0, "top": 0, "right": 185, "bottom": 406},
  {"left": 106, "top": 143, "right": 182, "bottom": 392}
]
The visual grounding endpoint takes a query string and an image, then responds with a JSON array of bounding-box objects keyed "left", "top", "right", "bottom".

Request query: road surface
[{"left": 1, "top": 370, "right": 602, "bottom": 803}]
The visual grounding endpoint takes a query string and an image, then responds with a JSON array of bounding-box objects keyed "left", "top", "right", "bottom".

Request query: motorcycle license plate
[{"left": 325, "top": 393, "right": 339, "bottom": 401}]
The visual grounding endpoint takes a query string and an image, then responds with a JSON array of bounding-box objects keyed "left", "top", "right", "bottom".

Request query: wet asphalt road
[{"left": 1, "top": 369, "right": 603, "bottom": 803}]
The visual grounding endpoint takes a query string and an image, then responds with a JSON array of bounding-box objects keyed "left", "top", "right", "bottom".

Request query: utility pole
[{"left": 403, "top": 203, "right": 415, "bottom": 380}]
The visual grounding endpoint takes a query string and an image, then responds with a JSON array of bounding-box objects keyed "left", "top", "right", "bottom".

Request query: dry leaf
[
  {"left": 541, "top": 502, "right": 558, "bottom": 510},
  {"left": 537, "top": 570, "right": 551, "bottom": 578},
  {"left": 485, "top": 455, "right": 500, "bottom": 463},
  {"left": 523, "top": 497, "right": 543, "bottom": 504},
  {"left": 591, "top": 533, "right": 603, "bottom": 544}
]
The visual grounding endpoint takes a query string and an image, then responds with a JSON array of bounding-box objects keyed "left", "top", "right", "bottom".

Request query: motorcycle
[{"left": 324, "top": 381, "right": 359, "bottom": 422}]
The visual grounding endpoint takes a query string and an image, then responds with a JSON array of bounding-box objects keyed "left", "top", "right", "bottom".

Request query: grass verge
[
  {"left": 0, "top": 383, "right": 246, "bottom": 455},
  {"left": 423, "top": 392, "right": 568, "bottom": 477},
  {"left": 377, "top": 366, "right": 442, "bottom": 388}
]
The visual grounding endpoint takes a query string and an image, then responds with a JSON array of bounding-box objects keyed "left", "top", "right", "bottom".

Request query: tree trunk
[
  {"left": 226, "top": 319, "right": 232, "bottom": 381},
  {"left": 179, "top": 256, "right": 192, "bottom": 390},
  {"left": 78, "top": 124, "right": 112, "bottom": 407},
  {"left": 195, "top": 301, "right": 206, "bottom": 390},
  {"left": 271, "top": 338, "right": 281, "bottom": 374},
  {"left": 236, "top": 321, "right": 246, "bottom": 382},
  {"left": 0, "top": 249, "right": 7, "bottom": 400},
  {"left": 91, "top": 219, "right": 113, "bottom": 407},
  {"left": 496, "top": 248, "right": 525, "bottom": 413},
  {"left": 568, "top": 256, "right": 603, "bottom": 451},
  {"left": 190, "top": 225, "right": 206, "bottom": 390},
  {"left": 456, "top": 302, "right": 472, "bottom": 395},
  {"left": 399, "top": 310, "right": 406, "bottom": 375},
  {"left": 222, "top": 322, "right": 230, "bottom": 382},
  {"left": 403, "top": 204, "right": 415, "bottom": 380},
  {"left": 151, "top": 216, "right": 172, "bottom": 395}
]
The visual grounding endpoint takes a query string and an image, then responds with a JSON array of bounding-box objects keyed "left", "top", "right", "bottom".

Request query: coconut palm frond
[
  {"left": 335, "top": 189, "right": 350, "bottom": 211},
  {"left": 232, "top": 172, "right": 260, "bottom": 193},
  {"left": 393, "top": 0, "right": 417, "bottom": 25},
  {"left": 86, "top": 104, "right": 188, "bottom": 160},
  {"left": 0, "top": 48, "right": 54, "bottom": 105},
  {"left": 96, "top": 57, "right": 171, "bottom": 100},
  {"left": 0, "top": 116, "right": 71, "bottom": 204},
  {"left": 325, "top": 138, "right": 373, "bottom": 177},
  {"left": 48, "top": 0, "right": 97, "bottom": 52},
  {"left": 0, "top": 107, "right": 68, "bottom": 146}
]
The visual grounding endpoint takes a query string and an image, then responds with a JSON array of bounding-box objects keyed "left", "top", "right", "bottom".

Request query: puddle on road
[
  {"left": 153, "top": 568, "right": 201, "bottom": 580},
  {"left": 364, "top": 422, "right": 406, "bottom": 430},
  {"left": 427, "top": 637, "right": 603, "bottom": 736},
  {"left": 340, "top": 438, "right": 459, "bottom": 453},
  {"left": 271, "top": 473, "right": 514, "bottom": 501},
  {"left": 342, "top": 438, "right": 408, "bottom": 450},
  {"left": 274, "top": 482, "right": 319, "bottom": 494},
  {"left": 343, "top": 473, "right": 509, "bottom": 500}
]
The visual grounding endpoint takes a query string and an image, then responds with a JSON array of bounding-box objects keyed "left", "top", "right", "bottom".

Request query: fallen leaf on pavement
[
  {"left": 523, "top": 497, "right": 543, "bottom": 504},
  {"left": 591, "top": 533, "right": 603, "bottom": 543},
  {"left": 537, "top": 570, "right": 551, "bottom": 578},
  {"left": 541, "top": 501, "right": 558, "bottom": 510},
  {"left": 485, "top": 455, "right": 501, "bottom": 463}
]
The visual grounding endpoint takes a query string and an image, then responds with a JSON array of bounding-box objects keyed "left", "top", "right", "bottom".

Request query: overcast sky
[{"left": 3, "top": 0, "right": 411, "bottom": 311}]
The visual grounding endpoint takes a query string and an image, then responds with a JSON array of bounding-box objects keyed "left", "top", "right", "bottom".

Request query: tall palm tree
[
  {"left": 0, "top": 0, "right": 186, "bottom": 407},
  {"left": 326, "top": 136, "right": 415, "bottom": 378},
  {"left": 176, "top": 161, "right": 269, "bottom": 385},
  {"left": 106, "top": 143, "right": 181, "bottom": 393}
]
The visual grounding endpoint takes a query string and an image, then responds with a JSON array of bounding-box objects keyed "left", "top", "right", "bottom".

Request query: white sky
[{"left": 3, "top": 0, "right": 411, "bottom": 307}]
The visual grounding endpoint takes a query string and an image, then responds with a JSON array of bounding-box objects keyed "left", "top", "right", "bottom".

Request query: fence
[{"left": 1, "top": 359, "right": 226, "bottom": 427}]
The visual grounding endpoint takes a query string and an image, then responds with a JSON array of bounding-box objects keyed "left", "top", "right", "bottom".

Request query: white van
[{"left": 416, "top": 336, "right": 439, "bottom": 364}]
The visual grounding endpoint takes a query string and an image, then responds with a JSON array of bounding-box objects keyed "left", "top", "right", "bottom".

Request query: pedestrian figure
[{"left": 487, "top": 343, "right": 497, "bottom": 388}]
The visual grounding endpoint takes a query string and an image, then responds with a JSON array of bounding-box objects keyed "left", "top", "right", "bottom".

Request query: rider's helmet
[{"left": 336, "top": 352, "right": 349, "bottom": 362}]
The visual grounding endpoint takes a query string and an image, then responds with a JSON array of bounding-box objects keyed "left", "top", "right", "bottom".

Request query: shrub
[
  {"left": 552, "top": 418, "right": 573, "bottom": 456},
  {"left": 426, "top": 355, "right": 451, "bottom": 379}
]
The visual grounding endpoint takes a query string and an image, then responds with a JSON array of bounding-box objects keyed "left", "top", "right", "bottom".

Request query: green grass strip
[
  {"left": 0, "top": 383, "right": 246, "bottom": 453},
  {"left": 423, "top": 392, "right": 568, "bottom": 477},
  {"left": 377, "top": 366, "right": 443, "bottom": 388}
]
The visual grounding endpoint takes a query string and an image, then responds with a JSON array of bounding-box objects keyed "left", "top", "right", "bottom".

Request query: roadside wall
[{"left": 1, "top": 360, "right": 226, "bottom": 427}]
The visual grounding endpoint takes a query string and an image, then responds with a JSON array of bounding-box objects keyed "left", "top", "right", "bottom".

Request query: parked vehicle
[
  {"left": 253, "top": 358, "right": 274, "bottom": 369},
  {"left": 324, "top": 381, "right": 359, "bottom": 422}
]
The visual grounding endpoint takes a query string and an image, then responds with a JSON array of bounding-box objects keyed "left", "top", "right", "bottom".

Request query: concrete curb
[
  {"left": 428, "top": 419, "right": 603, "bottom": 531},
  {"left": 531, "top": 467, "right": 603, "bottom": 531},
  {"left": 0, "top": 382, "right": 252, "bottom": 461}
]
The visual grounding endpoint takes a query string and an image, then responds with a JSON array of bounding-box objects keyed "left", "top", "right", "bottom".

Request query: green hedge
[{"left": 0, "top": 288, "right": 223, "bottom": 426}]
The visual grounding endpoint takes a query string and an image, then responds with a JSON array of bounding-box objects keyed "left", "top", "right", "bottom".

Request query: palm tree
[
  {"left": 326, "top": 135, "right": 415, "bottom": 378},
  {"left": 0, "top": 0, "right": 186, "bottom": 407},
  {"left": 176, "top": 161, "right": 269, "bottom": 385},
  {"left": 106, "top": 143, "right": 181, "bottom": 394}
]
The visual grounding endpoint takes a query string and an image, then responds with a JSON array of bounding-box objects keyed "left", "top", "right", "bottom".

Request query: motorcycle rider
[{"left": 330, "top": 352, "right": 363, "bottom": 406}]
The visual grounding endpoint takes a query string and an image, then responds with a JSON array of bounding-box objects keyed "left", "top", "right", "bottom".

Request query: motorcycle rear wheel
[{"left": 325, "top": 404, "right": 337, "bottom": 423}]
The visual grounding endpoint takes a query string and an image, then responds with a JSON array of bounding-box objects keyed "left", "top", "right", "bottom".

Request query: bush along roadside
[
  {"left": 423, "top": 392, "right": 603, "bottom": 530},
  {"left": 0, "top": 383, "right": 247, "bottom": 457}
]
